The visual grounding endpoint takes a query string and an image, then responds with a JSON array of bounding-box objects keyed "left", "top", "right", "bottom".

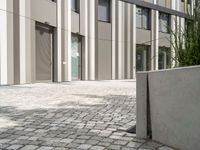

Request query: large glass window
[
  {"left": 159, "top": 47, "right": 171, "bottom": 70},
  {"left": 71, "top": 0, "right": 79, "bottom": 12},
  {"left": 136, "top": 45, "right": 151, "bottom": 71},
  {"left": 136, "top": 7, "right": 150, "bottom": 30},
  {"left": 159, "top": 13, "right": 170, "bottom": 33},
  {"left": 98, "top": 0, "right": 111, "bottom": 22},
  {"left": 71, "top": 34, "right": 82, "bottom": 80},
  {"left": 181, "top": 0, "right": 191, "bottom": 4}
]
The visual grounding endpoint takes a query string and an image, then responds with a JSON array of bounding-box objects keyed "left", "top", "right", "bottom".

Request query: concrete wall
[{"left": 136, "top": 66, "right": 200, "bottom": 150}]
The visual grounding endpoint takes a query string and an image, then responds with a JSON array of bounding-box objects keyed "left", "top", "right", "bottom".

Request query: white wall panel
[
  {"left": 0, "top": 10, "right": 8, "bottom": 85},
  {"left": 88, "top": 0, "right": 96, "bottom": 80}
]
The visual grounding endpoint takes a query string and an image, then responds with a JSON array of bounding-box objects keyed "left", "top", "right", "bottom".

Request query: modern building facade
[{"left": 0, "top": 0, "right": 194, "bottom": 85}]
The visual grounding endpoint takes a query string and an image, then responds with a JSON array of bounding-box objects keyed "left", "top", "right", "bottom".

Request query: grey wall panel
[
  {"left": 79, "top": 0, "right": 87, "bottom": 36},
  {"left": 31, "top": 21, "right": 36, "bottom": 83},
  {"left": 97, "top": 22, "right": 112, "bottom": 80},
  {"left": 95, "top": 0, "right": 99, "bottom": 80},
  {"left": 13, "top": 0, "right": 20, "bottom": 84},
  {"left": 7, "top": 12, "right": 14, "bottom": 85},
  {"left": 143, "top": 0, "right": 154, "bottom": 3},
  {"left": 159, "top": 32, "right": 170, "bottom": 47},
  {"left": 136, "top": 29, "right": 151, "bottom": 45},
  {"left": 97, "top": 40, "right": 112, "bottom": 80},
  {"left": 124, "top": 3, "right": 128, "bottom": 79},
  {"left": 71, "top": 12, "right": 80, "bottom": 33},
  {"left": 81, "top": 37, "right": 86, "bottom": 80},
  {"left": 25, "top": 18, "right": 32, "bottom": 83},
  {"left": 179, "top": 2, "right": 185, "bottom": 13},
  {"left": 52, "top": 28, "right": 57, "bottom": 82},
  {"left": 115, "top": 1, "right": 119, "bottom": 79},
  {"left": 98, "top": 22, "right": 112, "bottom": 40},
  {"left": 31, "top": 0, "right": 57, "bottom": 27}
]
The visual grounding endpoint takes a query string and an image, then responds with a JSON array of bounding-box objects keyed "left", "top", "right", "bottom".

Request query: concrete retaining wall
[{"left": 136, "top": 66, "right": 200, "bottom": 150}]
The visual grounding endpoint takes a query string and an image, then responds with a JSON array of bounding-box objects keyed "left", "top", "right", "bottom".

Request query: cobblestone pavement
[{"left": 0, "top": 80, "right": 174, "bottom": 150}]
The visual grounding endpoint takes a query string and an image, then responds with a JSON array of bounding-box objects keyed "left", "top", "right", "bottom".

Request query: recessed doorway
[{"left": 35, "top": 23, "right": 54, "bottom": 82}]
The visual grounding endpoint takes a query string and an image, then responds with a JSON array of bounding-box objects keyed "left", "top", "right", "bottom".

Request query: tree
[{"left": 170, "top": 1, "right": 200, "bottom": 67}]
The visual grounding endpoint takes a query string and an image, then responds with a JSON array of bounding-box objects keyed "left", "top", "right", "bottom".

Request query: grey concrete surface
[
  {"left": 137, "top": 66, "right": 200, "bottom": 150},
  {"left": 0, "top": 80, "right": 172, "bottom": 150},
  {"left": 136, "top": 73, "right": 148, "bottom": 139},
  {"left": 149, "top": 66, "right": 200, "bottom": 150}
]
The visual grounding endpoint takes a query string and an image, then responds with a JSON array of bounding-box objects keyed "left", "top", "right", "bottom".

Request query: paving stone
[
  {"left": 108, "top": 145, "right": 121, "bottom": 150},
  {"left": 53, "top": 148, "right": 69, "bottom": 150},
  {"left": 127, "top": 142, "right": 143, "bottom": 148},
  {"left": 6, "top": 144, "right": 23, "bottom": 150},
  {"left": 109, "top": 135, "right": 121, "bottom": 139},
  {"left": 158, "top": 146, "right": 175, "bottom": 150},
  {"left": 90, "top": 146, "right": 105, "bottom": 150},
  {"left": 20, "top": 145, "right": 38, "bottom": 150},
  {"left": 66, "top": 143, "right": 79, "bottom": 148},
  {"left": 121, "top": 148, "right": 136, "bottom": 150},
  {"left": 18, "top": 136, "right": 29, "bottom": 140},
  {"left": 0, "top": 139, "right": 11, "bottom": 144},
  {"left": 73, "top": 139, "right": 86, "bottom": 144},
  {"left": 0, "top": 143, "right": 10, "bottom": 149},
  {"left": 114, "top": 140, "right": 128, "bottom": 146},
  {"left": 98, "top": 141, "right": 111, "bottom": 147},
  {"left": 37, "top": 146, "right": 54, "bottom": 150},
  {"left": 78, "top": 144, "right": 92, "bottom": 149},
  {"left": 140, "top": 141, "right": 163, "bottom": 149},
  {"left": 85, "top": 140, "right": 99, "bottom": 145},
  {"left": 60, "top": 139, "right": 73, "bottom": 144},
  {"left": 78, "top": 136, "right": 91, "bottom": 140}
]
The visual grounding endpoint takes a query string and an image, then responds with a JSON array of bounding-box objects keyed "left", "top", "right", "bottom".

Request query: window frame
[
  {"left": 71, "top": 0, "right": 80, "bottom": 13},
  {"left": 136, "top": 6, "right": 150, "bottom": 30},
  {"left": 98, "top": 0, "right": 111, "bottom": 23},
  {"left": 159, "top": 47, "right": 171, "bottom": 70},
  {"left": 159, "top": 12, "right": 170, "bottom": 33},
  {"left": 136, "top": 45, "right": 151, "bottom": 71}
]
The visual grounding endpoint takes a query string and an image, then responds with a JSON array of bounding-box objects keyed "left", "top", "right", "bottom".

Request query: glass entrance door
[{"left": 71, "top": 34, "right": 81, "bottom": 80}]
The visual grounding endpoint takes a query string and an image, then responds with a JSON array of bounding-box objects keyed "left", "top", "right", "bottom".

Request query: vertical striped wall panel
[{"left": 0, "top": 0, "right": 193, "bottom": 85}]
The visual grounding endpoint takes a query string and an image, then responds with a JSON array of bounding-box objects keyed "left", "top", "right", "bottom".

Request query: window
[
  {"left": 159, "top": 12, "right": 170, "bottom": 33},
  {"left": 181, "top": 0, "right": 191, "bottom": 4},
  {"left": 71, "top": 34, "right": 82, "bottom": 80},
  {"left": 159, "top": 47, "right": 171, "bottom": 70},
  {"left": 136, "top": 7, "right": 150, "bottom": 30},
  {"left": 136, "top": 45, "right": 151, "bottom": 71},
  {"left": 71, "top": 0, "right": 79, "bottom": 12},
  {"left": 98, "top": 0, "right": 111, "bottom": 22}
]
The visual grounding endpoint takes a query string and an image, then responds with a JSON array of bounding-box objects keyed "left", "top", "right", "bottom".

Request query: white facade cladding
[{"left": 0, "top": 0, "right": 193, "bottom": 85}]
